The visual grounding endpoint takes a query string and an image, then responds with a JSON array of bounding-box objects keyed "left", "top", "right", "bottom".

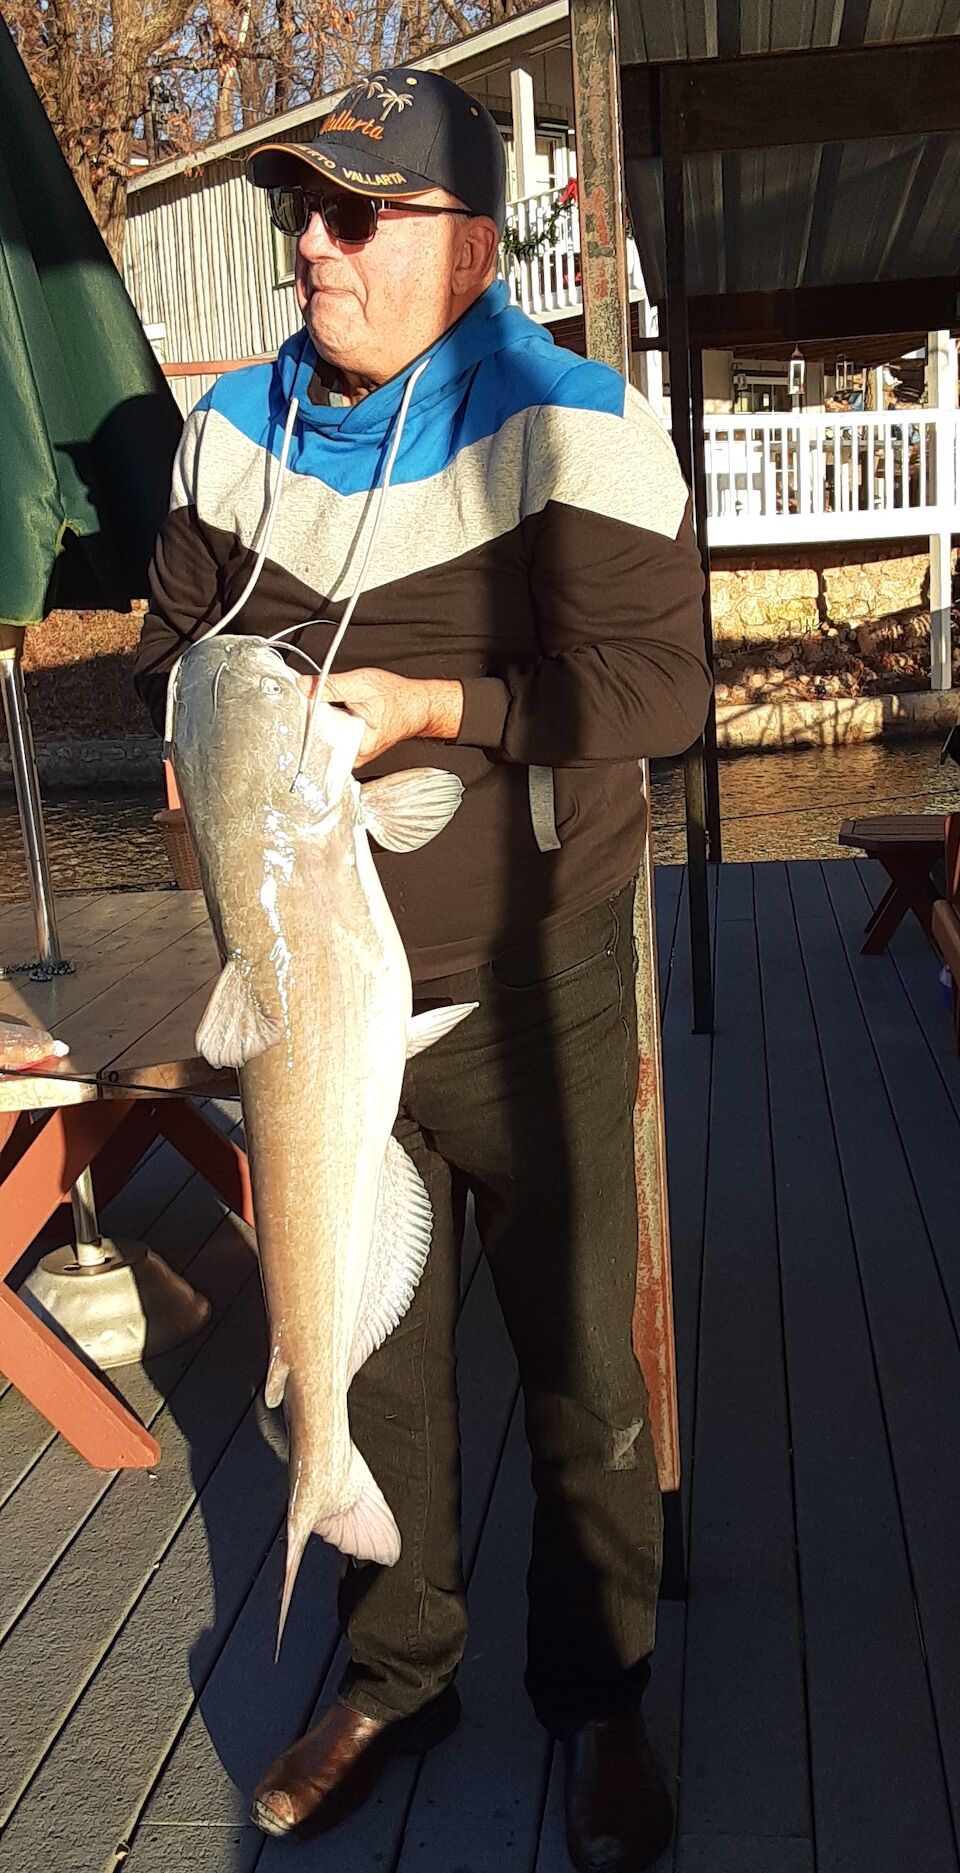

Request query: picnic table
[
  {"left": 0, "top": 889, "right": 250, "bottom": 1472},
  {"left": 838, "top": 814, "right": 945, "bottom": 954}
]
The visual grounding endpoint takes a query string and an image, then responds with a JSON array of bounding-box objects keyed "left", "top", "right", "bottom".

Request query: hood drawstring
[{"left": 163, "top": 348, "right": 432, "bottom": 772}]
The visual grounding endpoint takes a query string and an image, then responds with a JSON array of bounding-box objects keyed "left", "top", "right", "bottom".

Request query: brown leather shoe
[
  {"left": 563, "top": 1715, "right": 674, "bottom": 1872},
  {"left": 251, "top": 1687, "right": 460, "bottom": 1839}
]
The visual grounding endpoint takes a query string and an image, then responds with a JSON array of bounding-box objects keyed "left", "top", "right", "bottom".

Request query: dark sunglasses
[{"left": 267, "top": 186, "right": 471, "bottom": 245}]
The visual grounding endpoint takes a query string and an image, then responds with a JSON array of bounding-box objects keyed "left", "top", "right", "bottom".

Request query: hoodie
[{"left": 135, "top": 281, "right": 710, "bottom": 981}]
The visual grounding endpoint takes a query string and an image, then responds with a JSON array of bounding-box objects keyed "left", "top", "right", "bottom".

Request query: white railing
[
  {"left": 702, "top": 410, "right": 956, "bottom": 546},
  {"left": 501, "top": 187, "right": 646, "bottom": 322}
]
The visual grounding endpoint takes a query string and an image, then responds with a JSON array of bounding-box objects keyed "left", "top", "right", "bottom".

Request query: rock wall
[{"left": 711, "top": 541, "right": 958, "bottom": 646}]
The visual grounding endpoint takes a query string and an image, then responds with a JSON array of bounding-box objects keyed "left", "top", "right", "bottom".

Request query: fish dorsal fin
[
  {"left": 359, "top": 769, "right": 463, "bottom": 852},
  {"left": 406, "top": 1002, "right": 478, "bottom": 1059},
  {"left": 348, "top": 1136, "right": 433, "bottom": 1381},
  {"left": 196, "top": 957, "right": 282, "bottom": 1069}
]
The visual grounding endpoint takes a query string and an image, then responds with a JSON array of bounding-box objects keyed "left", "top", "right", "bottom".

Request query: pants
[{"left": 339, "top": 881, "right": 662, "bottom": 1737}]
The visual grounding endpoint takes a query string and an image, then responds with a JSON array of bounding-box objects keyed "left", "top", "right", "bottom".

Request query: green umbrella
[{"left": 0, "top": 14, "right": 182, "bottom": 961}]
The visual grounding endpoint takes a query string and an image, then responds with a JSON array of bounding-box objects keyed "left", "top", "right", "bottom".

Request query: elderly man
[{"left": 135, "top": 67, "right": 709, "bottom": 1873}]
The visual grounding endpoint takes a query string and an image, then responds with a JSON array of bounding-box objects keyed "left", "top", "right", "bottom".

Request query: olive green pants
[{"left": 339, "top": 882, "right": 662, "bottom": 1736}]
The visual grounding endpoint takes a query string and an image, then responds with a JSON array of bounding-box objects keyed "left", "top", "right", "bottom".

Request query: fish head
[{"left": 171, "top": 635, "right": 310, "bottom": 816}]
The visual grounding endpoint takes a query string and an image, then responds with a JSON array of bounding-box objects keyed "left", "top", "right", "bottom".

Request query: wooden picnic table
[
  {"left": 0, "top": 889, "right": 251, "bottom": 1473},
  {"left": 838, "top": 814, "right": 944, "bottom": 954}
]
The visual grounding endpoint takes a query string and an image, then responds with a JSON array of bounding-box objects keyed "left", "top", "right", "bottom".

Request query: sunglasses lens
[
  {"left": 268, "top": 188, "right": 306, "bottom": 236},
  {"left": 321, "top": 194, "right": 377, "bottom": 243}
]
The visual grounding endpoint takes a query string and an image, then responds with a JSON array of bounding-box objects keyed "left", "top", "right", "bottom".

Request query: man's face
[{"left": 294, "top": 183, "right": 496, "bottom": 385}]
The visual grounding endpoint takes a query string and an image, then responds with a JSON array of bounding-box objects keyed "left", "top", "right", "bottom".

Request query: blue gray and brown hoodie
[{"left": 135, "top": 281, "right": 710, "bottom": 980}]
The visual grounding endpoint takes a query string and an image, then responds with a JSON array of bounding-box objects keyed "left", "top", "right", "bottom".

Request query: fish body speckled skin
[{"left": 170, "top": 635, "right": 474, "bottom": 1640}]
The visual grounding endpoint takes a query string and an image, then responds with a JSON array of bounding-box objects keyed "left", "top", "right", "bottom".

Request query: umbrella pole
[{"left": 0, "top": 626, "right": 61, "bottom": 962}]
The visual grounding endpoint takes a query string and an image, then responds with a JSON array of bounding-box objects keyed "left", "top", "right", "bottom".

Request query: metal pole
[
  {"left": 660, "top": 68, "right": 714, "bottom": 1033},
  {"left": 0, "top": 630, "right": 61, "bottom": 961},
  {"left": 689, "top": 347, "right": 722, "bottom": 863},
  {"left": 569, "top": 0, "right": 680, "bottom": 1496}
]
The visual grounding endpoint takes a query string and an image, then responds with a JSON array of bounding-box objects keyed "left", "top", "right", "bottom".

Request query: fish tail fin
[
  {"left": 314, "top": 1445, "right": 401, "bottom": 1568},
  {"left": 276, "top": 1517, "right": 310, "bottom": 1662}
]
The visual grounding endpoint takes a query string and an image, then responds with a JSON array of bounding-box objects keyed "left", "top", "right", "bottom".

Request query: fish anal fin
[
  {"left": 315, "top": 1445, "right": 401, "bottom": 1567},
  {"left": 349, "top": 1137, "right": 432, "bottom": 1382},
  {"left": 406, "top": 1002, "right": 477, "bottom": 1059},
  {"left": 264, "top": 1344, "right": 289, "bottom": 1410},
  {"left": 196, "top": 956, "right": 282, "bottom": 1069},
  {"left": 359, "top": 769, "right": 463, "bottom": 853}
]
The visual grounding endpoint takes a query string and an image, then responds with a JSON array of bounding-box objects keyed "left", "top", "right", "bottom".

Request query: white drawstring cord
[
  {"left": 163, "top": 394, "right": 301, "bottom": 755},
  {"left": 293, "top": 351, "right": 432, "bottom": 781}
]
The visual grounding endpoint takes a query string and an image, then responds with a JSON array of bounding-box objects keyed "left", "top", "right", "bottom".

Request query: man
[{"left": 135, "top": 67, "right": 710, "bottom": 1873}]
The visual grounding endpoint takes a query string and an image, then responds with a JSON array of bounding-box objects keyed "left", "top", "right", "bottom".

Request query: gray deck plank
[
  {"left": 122, "top": 1256, "right": 520, "bottom": 1867},
  {"left": 756, "top": 860, "right": 958, "bottom": 1873},
  {"left": 0, "top": 1252, "right": 265, "bottom": 1831},
  {"left": 0, "top": 1135, "right": 246, "bottom": 1637},
  {"left": 677, "top": 861, "right": 811, "bottom": 1844},
  {"left": 853, "top": 857, "right": 960, "bottom": 1124},
  {"left": 0, "top": 1396, "right": 285, "bottom": 1873},
  {"left": 392, "top": 1406, "right": 550, "bottom": 1873},
  {"left": 789, "top": 859, "right": 960, "bottom": 1858},
  {"left": 675, "top": 1838, "right": 815, "bottom": 1872}
]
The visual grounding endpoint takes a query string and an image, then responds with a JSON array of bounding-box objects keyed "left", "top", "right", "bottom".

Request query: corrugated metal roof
[{"left": 618, "top": 2, "right": 960, "bottom": 311}]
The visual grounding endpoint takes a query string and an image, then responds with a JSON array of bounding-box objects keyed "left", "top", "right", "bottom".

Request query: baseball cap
[{"left": 246, "top": 68, "right": 507, "bottom": 233}]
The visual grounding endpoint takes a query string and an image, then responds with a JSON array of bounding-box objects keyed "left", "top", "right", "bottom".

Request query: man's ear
[{"left": 452, "top": 217, "right": 501, "bottom": 298}]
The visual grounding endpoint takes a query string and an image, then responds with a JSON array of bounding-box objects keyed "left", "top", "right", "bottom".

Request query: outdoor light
[{"left": 788, "top": 345, "right": 806, "bottom": 400}]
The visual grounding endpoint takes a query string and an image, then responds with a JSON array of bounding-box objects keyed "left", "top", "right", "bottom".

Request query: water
[{"left": 1, "top": 740, "right": 958, "bottom": 905}]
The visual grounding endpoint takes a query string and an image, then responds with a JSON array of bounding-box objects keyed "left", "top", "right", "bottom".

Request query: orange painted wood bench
[{"left": 0, "top": 890, "right": 252, "bottom": 1472}]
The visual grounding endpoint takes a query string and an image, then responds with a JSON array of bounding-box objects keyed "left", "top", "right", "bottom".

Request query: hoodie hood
[{"left": 274, "top": 280, "right": 554, "bottom": 439}]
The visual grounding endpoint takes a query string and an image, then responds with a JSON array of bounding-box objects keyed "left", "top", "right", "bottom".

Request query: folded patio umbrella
[{"left": 0, "top": 15, "right": 182, "bottom": 960}]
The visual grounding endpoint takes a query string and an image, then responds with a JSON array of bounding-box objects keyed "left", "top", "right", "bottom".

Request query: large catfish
[{"left": 169, "top": 634, "right": 475, "bottom": 1641}]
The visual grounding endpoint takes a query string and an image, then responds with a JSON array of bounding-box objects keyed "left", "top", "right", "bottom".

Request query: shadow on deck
[{"left": 2, "top": 858, "right": 960, "bottom": 1873}]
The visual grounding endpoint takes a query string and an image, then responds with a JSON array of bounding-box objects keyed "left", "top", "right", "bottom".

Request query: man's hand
[{"left": 297, "top": 668, "right": 463, "bottom": 767}]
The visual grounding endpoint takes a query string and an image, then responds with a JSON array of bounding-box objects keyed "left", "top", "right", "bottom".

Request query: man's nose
[{"left": 298, "top": 207, "right": 339, "bottom": 262}]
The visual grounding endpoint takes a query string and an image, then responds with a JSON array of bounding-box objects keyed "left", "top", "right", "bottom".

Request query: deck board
[
  {"left": 676, "top": 862, "right": 811, "bottom": 1846},
  {"left": 4, "top": 863, "right": 960, "bottom": 1873},
  {"left": 756, "top": 862, "right": 955, "bottom": 1873}
]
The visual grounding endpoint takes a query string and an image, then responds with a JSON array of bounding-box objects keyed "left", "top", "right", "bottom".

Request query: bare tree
[{"left": 9, "top": 0, "right": 204, "bottom": 263}]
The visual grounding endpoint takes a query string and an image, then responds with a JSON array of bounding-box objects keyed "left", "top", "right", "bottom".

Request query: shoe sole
[{"left": 250, "top": 1689, "right": 461, "bottom": 1838}]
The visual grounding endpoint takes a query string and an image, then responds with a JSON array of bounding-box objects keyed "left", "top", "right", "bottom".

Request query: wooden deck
[{"left": 3, "top": 858, "right": 960, "bottom": 1873}]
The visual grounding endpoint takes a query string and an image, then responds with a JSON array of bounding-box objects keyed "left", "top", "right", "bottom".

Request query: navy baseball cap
[{"left": 246, "top": 68, "right": 506, "bottom": 233}]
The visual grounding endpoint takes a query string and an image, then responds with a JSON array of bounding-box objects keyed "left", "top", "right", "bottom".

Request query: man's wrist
[{"left": 420, "top": 679, "right": 464, "bottom": 742}]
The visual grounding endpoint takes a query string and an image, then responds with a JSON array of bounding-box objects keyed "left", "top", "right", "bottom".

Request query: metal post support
[
  {"left": 0, "top": 627, "right": 62, "bottom": 963},
  {"left": 690, "top": 347, "right": 722, "bottom": 864},
  {"left": 926, "top": 331, "right": 957, "bottom": 692},
  {"left": 660, "top": 68, "right": 714, "bottom": 1033},
  {"left": 569, "top": 0, "right": 681, "bottom": 1500}
]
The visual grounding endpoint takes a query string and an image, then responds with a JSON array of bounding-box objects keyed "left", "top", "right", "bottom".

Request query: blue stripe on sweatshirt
[{"left": 195, "top": 290, "right": 627, "bottom": 500}]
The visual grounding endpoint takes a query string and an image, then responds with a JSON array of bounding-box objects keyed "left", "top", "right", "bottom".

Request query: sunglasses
[{"left": 267, "top": 186, "right": 471, "bottom": 245}]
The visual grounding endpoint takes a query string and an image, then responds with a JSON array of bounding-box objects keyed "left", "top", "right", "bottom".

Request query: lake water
[{"left": 1, "top": 737, "right": 958, "bottom": 905}]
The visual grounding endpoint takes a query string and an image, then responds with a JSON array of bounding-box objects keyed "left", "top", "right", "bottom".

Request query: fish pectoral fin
[
  {"left": 406, "top": 1002, "right": 478, "bottom": 1059},
  {"left": 359, "top": 769, "right": 464, "bottom": 852},
  {"left": 349, "top": 1137, "right": 433, "bottom": 1380},
  {"left": 196, "top": 957, "right": 282, "bottom": 1069},
  {"left": 314, "top": 1445, "right": 401, "bottom": 1567}
]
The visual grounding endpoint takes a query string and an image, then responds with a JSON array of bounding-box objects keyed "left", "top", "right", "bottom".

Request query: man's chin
[{"left": 304, "top": 303, "right": 360, "bottom": 369}]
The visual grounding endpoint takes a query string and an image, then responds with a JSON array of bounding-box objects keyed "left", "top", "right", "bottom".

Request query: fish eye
[{"left": 261, "top": 676, "right": 283, "bottom": 697}]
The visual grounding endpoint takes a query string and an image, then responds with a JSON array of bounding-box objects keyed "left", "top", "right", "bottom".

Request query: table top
[
  {"left": 0, "top": 891, "right": 234, "bottom": 1111},
  {"left": 838, "top": 813, "right": 946, "bottom": 853}
]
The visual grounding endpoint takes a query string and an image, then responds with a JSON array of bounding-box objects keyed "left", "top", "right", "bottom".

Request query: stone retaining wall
[
  {"left": 717, "top": 688, "right": 960, "bottom": 751},
  {"left": 712, "top": 540, "right": 959, "bottom": 645},
  {"left": 0, "top": 736, "right": 161, "bottom": 791}
]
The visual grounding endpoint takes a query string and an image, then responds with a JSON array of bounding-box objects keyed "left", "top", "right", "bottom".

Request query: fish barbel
[{"left": 170, "top": 635, "right": 475, "bottom": 1644}]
